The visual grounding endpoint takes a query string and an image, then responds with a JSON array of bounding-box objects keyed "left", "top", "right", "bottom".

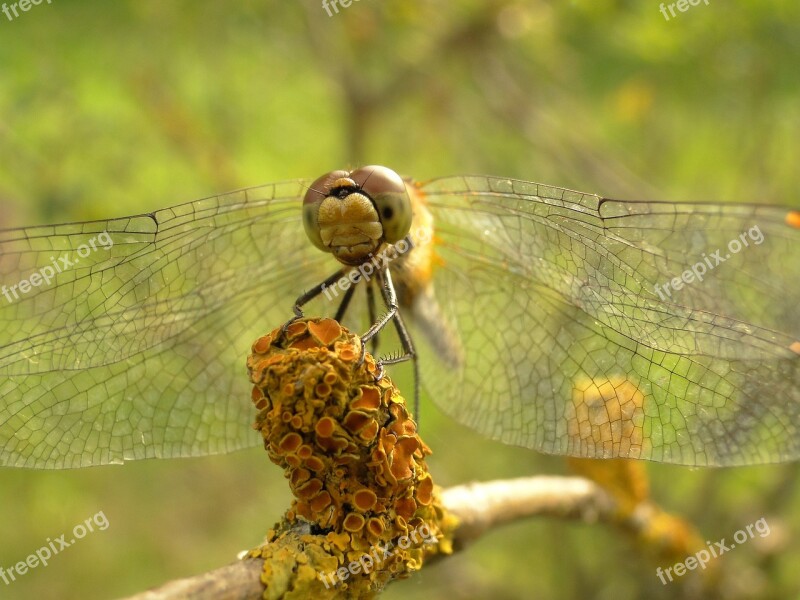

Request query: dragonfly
[{"left": 1, "top": 166, "right": 798, "bottom": 469}]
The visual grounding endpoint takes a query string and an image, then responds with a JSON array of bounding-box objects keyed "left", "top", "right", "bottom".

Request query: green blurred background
[{"left": 1, "top": 1, "right": 799, "bottom": 599}]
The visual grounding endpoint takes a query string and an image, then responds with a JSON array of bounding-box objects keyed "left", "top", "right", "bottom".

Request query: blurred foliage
[{"left": 0, "top": 1, "right": 798, "bottom": 599}]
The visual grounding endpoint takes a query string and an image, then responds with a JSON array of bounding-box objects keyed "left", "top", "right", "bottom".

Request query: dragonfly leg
[
  {"left": 365, "top": 280, "right": 380, "bottom": 354},
  {"left": 358, "top": 267, "right": 399, "bottom": 362},
  {"left": 359, "top": 268, "right": 420, "bottom": 419},
  {"left": 282, "top": 267, "right": 347, "bottom": 334},
  {"left": 334, "top": 279, "right": 357, "bottom": 322},
  {"left": 382, "top": 306, "right": 420, "bottom": 420}
]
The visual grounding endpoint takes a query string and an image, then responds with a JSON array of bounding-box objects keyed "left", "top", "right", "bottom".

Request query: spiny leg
[
  {"left": 285, "top": 265, "right": 420, "bottom": 420},
  {"left": 365, "top": 279, "right": 379, "bottom": 354},
  {"left": 361, "top": 268, "right": 419, "bottom": 420},
  {"left": 383, "top": 305, "right": 420, "bottom": 421},
  {"left": 359, "top": 267, "right": 399, "bottom": 355},
  {"left": 282, "top": 267, "right": 347, "bottom": 333},
  {"left": 334, "top": 279, "right": 357, "bottom": 323}
]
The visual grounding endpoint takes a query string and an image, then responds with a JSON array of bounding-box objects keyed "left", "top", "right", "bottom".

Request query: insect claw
[
  {"left": 357, "top": 337, "right": 367, "bottom": 366},
  {"left": 280, "top": 314, "right": 300, "bottom": 337},
  {"left": 374, "top": 361, "right": 386, "bottom": 382}
]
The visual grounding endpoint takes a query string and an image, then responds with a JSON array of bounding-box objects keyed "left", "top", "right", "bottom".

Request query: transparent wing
[
  {"left": 418, "top": 176, "right": 800, "bottom": 466},
  {"left": 0, "top": 181, "right": 332, "bottom": 468}
]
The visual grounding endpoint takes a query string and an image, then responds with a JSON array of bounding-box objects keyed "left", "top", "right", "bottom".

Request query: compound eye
[
  {"left": 351, "top": 165, "right": 412, "bottom": 244},
  {"left": 303, "top": 170, "right": 348, "bottom": 252}
]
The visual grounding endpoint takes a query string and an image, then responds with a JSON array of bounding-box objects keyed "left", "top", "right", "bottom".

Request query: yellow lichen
[{"left": 246, "top": 317, "right": 454, "bottom": 598}]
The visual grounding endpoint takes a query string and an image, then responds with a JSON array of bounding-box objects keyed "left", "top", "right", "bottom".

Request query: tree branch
[{"left": 122, "top": 475, "right": 618, "bottom": 600}]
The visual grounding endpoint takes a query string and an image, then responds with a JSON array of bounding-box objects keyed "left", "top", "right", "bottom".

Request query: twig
[{"left": 121, "top": 475, "right": 617, "bottom": 600}]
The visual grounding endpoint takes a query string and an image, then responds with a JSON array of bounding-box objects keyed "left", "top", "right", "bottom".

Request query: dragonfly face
[
  {"left": 0, "top": 168, "right": 798, "bottom": 469},
  {"left": 302, "top": 166, "right": 413, "bottom": 266}
]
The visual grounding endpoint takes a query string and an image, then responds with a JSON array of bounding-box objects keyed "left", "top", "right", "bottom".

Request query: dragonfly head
[{"left": 303, "top": 166, "right": 413, "bottom": 266}]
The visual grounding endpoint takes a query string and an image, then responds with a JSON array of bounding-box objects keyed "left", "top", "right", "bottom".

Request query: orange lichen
[
  {"left": 353, "top": 489, "right": 378, "bottom": 512},
  {"left": 415, "top": 475, "right": 434, "bottom": 506},
  {"left": 296, "top": 478, "right": 324, "bottom": 499},
  {"left": 278, "top": 433, "right": 303, "bottom": 453},
  {"left": 566, "top": 378, "right": 708, "bottom": 583},
  {"left": 358, "top": 420, "right": 380, "bottom": 442},
  {"left": 566, "top": 376, "right": 651, "bottom": 515},
  {"left": 245, "top": 317, "right": 452, "bottom": 598},
  {"left": 394, "top": 497, "right": 417, "bottom": 521},
  {"left": 315, "top": 416, "right": 337, "bottom": 438},
  {"left": 369, "top": 517, "right": 386, "bottom": 536},
  {"left": 308, "top": 318, "right": 343, "bottom": 345},
  {"left": 289, "top": 467, "right": 310, "bottom": 485},
  {"left": 315, "top": 383, "right": 332, "bottom": 397},
  {"left": 566, "top": 376, "right": 648, "bottom": 459},
  {"left": 310, "top": 491, "right": 332, "bottom": 513},
  {"left": 343, "top": 411, "right": 374, "bottom": 434},
  {"left": 351, "top": 386, "right": 382, "bottom": 410},
  {"left": 343, "top": 513, "right": 366, "bottom": 532},
  {"left": 252, "top": 334, "right": 273, "bottom": 354},
  {"left": 305, "top": 456, "right": 325, "bottom": 472}
]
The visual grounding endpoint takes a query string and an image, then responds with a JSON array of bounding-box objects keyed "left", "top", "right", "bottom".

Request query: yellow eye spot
[{"left": 786, "top": 211, "right": 800, "bottom": 229}]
